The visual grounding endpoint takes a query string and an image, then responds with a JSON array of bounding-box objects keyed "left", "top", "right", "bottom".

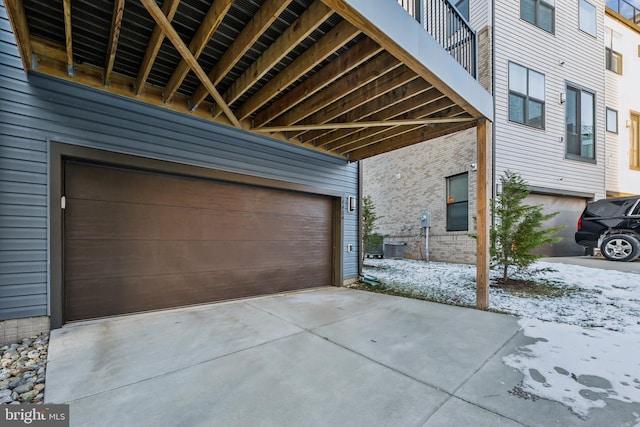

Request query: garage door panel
[
  {"left": 64, "top": 239, "right": 332, "bottom": 281},
  {"left": 65, "top": 265, "right": 330, "bottom": 321},
  {"left": 63, "top": 161, "right": 335, "bottom": 322},
  {"left": 65, "top": 199, "right": 331, "bottom": 242},
  {"left": 65, "top": 163, "right": 331, "bottom": 218}
]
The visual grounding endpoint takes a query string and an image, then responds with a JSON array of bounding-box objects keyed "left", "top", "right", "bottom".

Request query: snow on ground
[{"left": 363, "top": 258, "right": 640, "bottom": 418}]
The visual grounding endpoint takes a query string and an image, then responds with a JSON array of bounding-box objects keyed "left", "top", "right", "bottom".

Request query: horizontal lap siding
[
  {"left": 494, "top": 0, "right": 605, "bottom": 197},
  {"left": 0, "top": 2, "right": 358, "bottom": 321}
]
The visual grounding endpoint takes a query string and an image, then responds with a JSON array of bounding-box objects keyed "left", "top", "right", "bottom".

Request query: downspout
[
  {"left": 358, "top": 160, "right": 363, "bottom": 278},
  {"left": 491, "top": 0, "right": 496, "bottom": 201}
]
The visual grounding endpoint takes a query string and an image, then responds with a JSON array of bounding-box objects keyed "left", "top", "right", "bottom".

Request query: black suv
[{"left": 575, "top": 196, "right": 640, "bottom": 262}]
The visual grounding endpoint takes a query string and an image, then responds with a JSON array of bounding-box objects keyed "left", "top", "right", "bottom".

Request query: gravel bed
[{"left": 0, "top": 334, "right": 48, "bottom": 404}]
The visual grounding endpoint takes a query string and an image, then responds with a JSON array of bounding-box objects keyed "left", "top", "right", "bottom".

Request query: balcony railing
[
  {"left": 607, "top": 0, "right": 640, "bottom": 25},
  {"left": 398, "top": 0, "right": 477, "bottom": 78}
]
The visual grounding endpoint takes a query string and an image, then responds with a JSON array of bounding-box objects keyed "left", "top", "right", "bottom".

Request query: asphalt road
[{"left": 540, "top": 256, "right": 640, "bottom": 274}]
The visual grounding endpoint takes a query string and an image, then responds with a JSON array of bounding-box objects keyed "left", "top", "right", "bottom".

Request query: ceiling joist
[
  {"left": 135, "top": 0, "right": 181, "bottom": 96},
  {"left": 139, "top": 0, "right": 240, "bottom": 127},
  {"left": 252, "top": 36, "right": 382, "bottom": 128},
  {"left": 189, "top": 0, "right": 294, "bottom": 111},
  {"left": 163, "top": 0, "right": 234, "bottom": 104},
  {"left": 104, "top": 0, "right": 126, "bottom": 86},
  {"left": 62, "top": 0, "right": 73, "bottom": 76},
  {"left": 212, "top": 0, "right": 334, "bottom": 118},
  {"left": 254, "top": 117, "right": 475, "bottom": 133}
]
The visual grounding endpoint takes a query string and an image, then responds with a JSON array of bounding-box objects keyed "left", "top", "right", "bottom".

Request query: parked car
[{"left": 575, "top": 196, "right": 640, "bottom": 262}]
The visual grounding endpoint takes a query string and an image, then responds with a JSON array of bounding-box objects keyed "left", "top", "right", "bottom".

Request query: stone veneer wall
[{"left": 0, "top": 317, "right": 50, "bottom": 346}]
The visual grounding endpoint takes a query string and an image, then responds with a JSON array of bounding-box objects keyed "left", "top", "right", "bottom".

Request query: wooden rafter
[
  {"left": 254, "top": 117, "right": 474, "bottom": 133},
  {"left": 163, "top": 0, "right": 233, "bottom": 104},
  {"left": 189, "top": 0, "right": 294, "bottom": 111},
  {"left": 4, "top": 0, "right": 32, "bottom": 72},
  {"left": 135, "top": 0, "right": 181, "bottom": 96},
  {"left": 212, "top": 0, "right": 334, "bottom": 118},
  {"left": 104, "top": 0, "right": 125, "bottom": 86},
  {"left": 322, "top": 0, "right": 485, "bottom": 118},
  {"left": 292, "top": 66, "right": 417, "bottom": 139},
  {"left": 325, "top": 97, "right": 455, "bottom": 151},
  {"left": 62, "top": 0, "right": 73, "bottom": 76},
  {"left": 340, "top": 107, "right": 467, "bottom": 155},
  {"left": 273, "top": 52, "right": 401, "bottom": 127},
  {"left": 302, "top": 79, "right": 433, "bottom": 143},
  {"left": 319, "top": 87, "right": 445, "bottom": 149},
  {"left": 348, "top": 119, "right": 476, "bottom": 161},
  {"left": 139, "top": 0, "right": 240, "bottom": 128},
  {"left": 236, "top": 20, "right": 360, "bottom": 121},
  {"left": 252, "top": 37, "right": 382, "bottom": 128}
]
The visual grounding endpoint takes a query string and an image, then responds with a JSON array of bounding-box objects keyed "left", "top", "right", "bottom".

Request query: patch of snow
[
  {"left": 362, "top": 258, "right": 640, "bottom": 417},
  {"left": 503, "top": 319, "right": 640, "bottom": 417}
]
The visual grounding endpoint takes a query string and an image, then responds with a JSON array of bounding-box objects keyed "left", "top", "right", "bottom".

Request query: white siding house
[{"left": 604, "top": 6, "right": 640, "bottom": 196}]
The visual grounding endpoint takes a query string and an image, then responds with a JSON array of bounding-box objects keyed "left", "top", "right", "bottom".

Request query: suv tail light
[{"left": 577, "top": 217, "right": 582, "bottom": 230}]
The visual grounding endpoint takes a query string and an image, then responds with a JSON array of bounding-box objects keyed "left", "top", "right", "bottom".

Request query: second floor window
[
  {"left": 521, "top": 0, "right": 555, "bottom": 33},
  {"left": 565, "top": 84, "right": 596, "bottom": 161},
  {"left": 579, "top": 0, "right": 597, "bottom": 37},
  {"left": 509, "top": 62, "right": 545, "bottom": 129},
  {"left": 606, "top": 108, "right": 618, "bottom": 133},
  {"left": 605, "top": 27, "right": 623, "bottom": 74}
]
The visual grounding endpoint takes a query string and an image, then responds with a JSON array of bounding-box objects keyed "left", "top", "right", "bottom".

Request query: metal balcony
[
  {"left": 398, "top": 0, "right": 477, "bottom": 78},
  {"left": 607, "top": 0, "right": 640, "bottom": 25}
]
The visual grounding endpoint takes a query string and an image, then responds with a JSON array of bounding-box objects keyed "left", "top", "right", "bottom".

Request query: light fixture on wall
[
  {"left": 560, "top": 92, "right": 566, "bottom": 104},
  {"left": 626, "top": 119, "right": 632, "bottom": 128},
  {"left": 348, "top": 196, "right": 357, "bottom": 213}
]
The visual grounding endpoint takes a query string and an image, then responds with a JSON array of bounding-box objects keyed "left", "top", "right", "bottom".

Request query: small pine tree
[
  {"left": 362, "top": 195, "right": 382, "bottom": 257},
  {"left": 491, "top": 171, "right": 564, "bottom": 283}
]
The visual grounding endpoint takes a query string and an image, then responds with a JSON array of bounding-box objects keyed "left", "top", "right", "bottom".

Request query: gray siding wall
[{"left": 0, "top": 3, "right": 359, "bottom": 321}]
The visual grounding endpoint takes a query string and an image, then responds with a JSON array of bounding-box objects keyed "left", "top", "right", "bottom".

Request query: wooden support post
[{"left": 476, "top": 119, "right": 490, "bottom": 309}]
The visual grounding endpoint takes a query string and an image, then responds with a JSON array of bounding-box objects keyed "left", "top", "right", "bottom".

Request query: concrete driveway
[
  {"left": 45, "top": 288, "right": 637, "bottom": 426},
  {"left": 541, "top": 255, "right": 640, "bottom": 274}
]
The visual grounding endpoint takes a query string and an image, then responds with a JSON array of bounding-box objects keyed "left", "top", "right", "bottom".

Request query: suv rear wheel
[{"left": 600, "top": 235, "right": 640, "bottom": 262}]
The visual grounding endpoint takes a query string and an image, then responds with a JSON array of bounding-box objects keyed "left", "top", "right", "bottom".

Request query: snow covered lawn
[{"left": 362, "top": 258, "right": 640, "bottom": 418}]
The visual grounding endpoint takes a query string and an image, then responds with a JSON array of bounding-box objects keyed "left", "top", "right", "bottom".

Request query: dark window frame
[
  {"left": 520, "top": 0, "right": 555, "bottom": 33},
  {"left": 565, "top": 83, "right": 597, "bottom": 163},
  {"left": 446, "top": 173, "right": 469, "bottom": 232},
  {"left": 508, "top": 62, "right": 546, "bottom": 129}
]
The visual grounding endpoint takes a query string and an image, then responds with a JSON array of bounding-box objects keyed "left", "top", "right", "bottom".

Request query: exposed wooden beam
[
  {"left": 104, "top": 0, "right": 125, "bottom": 86},
  {"left": 4, "top": 0, "right": 33, "bottom": 72},
  {"left": 62, "top": 0, "right": 73, "bottom": 76},
  {"left": 164, "top": 0, "right": 233, "bottom": 104},
  {"left": 306, "top": 80, "right": 433, "bottom": 145},
  {"left": 212, "top": 0, "right": 334, "bottom": 117},
  {"left": 476, "top": 119, "right": 490, "bottom": 309},
  {"left": 338, "top": 106, "right": 467, "bottom": 154},
  {"left": 236, "top": 20, "right": 360, "bottom": 121},
  {"left": 140, "top": 0, "right": 241, "bottom": 128},
  {"left": 348, "top": 119, "right": 477, "bottom": 161},
  {"left": 326, "top": 94, "right": 454, "bottom": 151},
  {"left": 254, "top": 117, "right": 474, "bottom": 133},
  {"left": 135, "top": 0, "right": 181, "bottom": 96},
  {"left": 321, "top": 0, "right": 485, "bottom": 119},
  {"left": 292, "top": 66, "right": 416, "bottom": 139},
  {"left": 273, "top": 52, "right": 401, "bottom": 127},
  {"left": 189, "top": 0, "right": 294, "bottom": 111},
  {"left": 252, "top": 37, "right": 382, "bottom": 128}
]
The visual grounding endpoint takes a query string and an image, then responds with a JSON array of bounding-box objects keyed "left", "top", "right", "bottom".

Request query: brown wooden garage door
[{"left": 63, "top": 161, "right": 334, "bottom": 321}]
